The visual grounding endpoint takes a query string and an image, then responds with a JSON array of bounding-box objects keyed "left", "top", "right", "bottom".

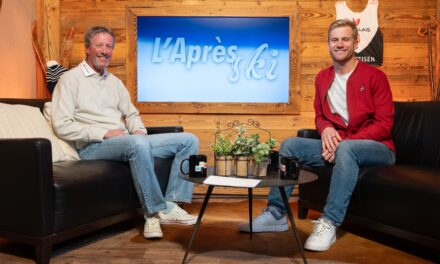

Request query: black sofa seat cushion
[
  {"left": 301, "top": 164, "right": 440, "bottom": 241},
  {"left": 52, "top": 157, "right": 174, "bottom": 233},
  {"left": 358, "top": 165, "right": 440, "bottom": 240},
  {"left": 53, "top": 160, "right": 140, "bottom": 232}
]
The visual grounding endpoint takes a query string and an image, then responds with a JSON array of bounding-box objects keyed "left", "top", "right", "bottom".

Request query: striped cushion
[{"left": 0, "top": 103, "right": 66, "bottom": 162}]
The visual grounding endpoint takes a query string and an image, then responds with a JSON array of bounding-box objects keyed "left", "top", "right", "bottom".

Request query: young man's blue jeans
[
  {"left": 267, "top": 137, "right": 395, "bottom": 227},
  {"left": 78, "top": 132, "right": 199, "bottom": 214}
]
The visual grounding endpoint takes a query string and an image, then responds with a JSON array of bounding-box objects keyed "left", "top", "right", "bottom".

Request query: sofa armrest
[
  {"left": 0, "top": 138, "right": 55, "bottom": 236},
  {"left": 297, "top": 129, "right": 321, "bottom": 139},
  {"left": 146, "top": 126, "right": 184, "bottom": 135}
]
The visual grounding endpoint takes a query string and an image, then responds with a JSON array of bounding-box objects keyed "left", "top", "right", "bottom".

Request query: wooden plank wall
[{"left": 51, "top": 0, "right": 436, "bottom": 195}]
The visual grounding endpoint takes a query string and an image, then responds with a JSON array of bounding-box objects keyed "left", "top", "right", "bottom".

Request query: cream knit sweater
[{"left": 52, "top": 61, "right": 146, "bottom": 149}]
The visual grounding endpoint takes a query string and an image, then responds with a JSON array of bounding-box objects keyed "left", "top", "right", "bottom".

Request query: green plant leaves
[{"left": 212, "top": 125, "right": 277, "bottom": 162}]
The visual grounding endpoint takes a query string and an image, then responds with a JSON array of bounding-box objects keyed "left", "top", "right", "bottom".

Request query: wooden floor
[{"left": 0, "top": 197, "right": 437, "bottom": 264}]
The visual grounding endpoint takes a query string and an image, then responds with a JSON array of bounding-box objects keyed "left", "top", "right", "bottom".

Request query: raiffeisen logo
[{"left": 151, "top": 36, "right": 279, "bottom": 83}]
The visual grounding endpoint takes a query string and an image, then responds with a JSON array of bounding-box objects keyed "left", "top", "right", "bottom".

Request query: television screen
[{"left": 137, "top": 16, "right": 290, "bottom": 103}]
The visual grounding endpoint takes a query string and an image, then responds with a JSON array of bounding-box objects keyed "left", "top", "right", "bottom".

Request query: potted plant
[
  {"left": 232, "top": 126, "right": 254, "bottom": 176},
  {"left": 250, "top": 136, "right": 278, "bottom": 177},
  {"left": 212, "top": 133, "right": 234, "bottom": 176}
]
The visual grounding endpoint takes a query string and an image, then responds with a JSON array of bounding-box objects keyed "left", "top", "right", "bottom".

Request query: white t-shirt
[{"left": 327, "top": 69, "right": 354, "bottom": 125}]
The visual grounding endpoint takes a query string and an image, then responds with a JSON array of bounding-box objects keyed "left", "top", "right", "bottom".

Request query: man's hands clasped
[
  {"left": 104, "top": 128, "right": 125, "bottom": 139},
  {"left": 321, "top": 127, "right": 342, "bottom": 163}
]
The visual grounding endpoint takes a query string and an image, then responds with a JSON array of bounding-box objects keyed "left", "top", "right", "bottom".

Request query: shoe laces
[
  {"left": 145, "top": 217, "right": 160, "bottom": 230},
  {"left": 170, "top": 205, "right": 189, "bottom": 216},
  {"left": 311, "top": 218, "right": 335, "bottom": 237}
]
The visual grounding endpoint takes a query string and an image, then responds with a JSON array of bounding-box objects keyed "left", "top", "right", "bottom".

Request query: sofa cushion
[
  {"left": 301, "top": 164, "right": 440, "bottom": 242},
  {"left": 358, "top": 164, "right": 440, "bottom": 240},
  {"left": 52, "top": 160, "right": 140, "bottom": 232},
  {"left": 52, "top": 158, "right": 174, "bottom": 232},
  {"left": 393, "top": 102, "right": 440, "bottom": 167},
  {"left": 43, "top": 102, "right": 80, "bottom": 161},
  {"left": 0, "top": 103, "right": 66, "bottom": 162}
]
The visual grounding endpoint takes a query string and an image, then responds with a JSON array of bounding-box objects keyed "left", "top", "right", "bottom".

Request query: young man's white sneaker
[
  {"left": 238, "top": 209, "right": 289, "bottom": 233},
  {"left": 304, "top": 218, "right": 336, "bottom": 251},
  {"left": 143, "top": 216, "right": 163, "bottom": 239},
  {"left": 158, "top": 203, "right": 197, "bottom": 225}
]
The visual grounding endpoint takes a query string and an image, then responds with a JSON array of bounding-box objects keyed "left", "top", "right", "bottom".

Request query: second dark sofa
[
  {"left": 0, "top": 98, "right": 184, "bottom": 264},
  {"left": 297, "top": 101, "right": 440, "bottom": 251}
]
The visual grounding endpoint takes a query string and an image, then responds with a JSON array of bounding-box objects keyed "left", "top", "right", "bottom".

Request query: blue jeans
[
  {"left": 78, "top": 132, "right": 199, "bottom": 214},
  {"left": 267, "top": 137, "right": 395, "bottom": 227}
]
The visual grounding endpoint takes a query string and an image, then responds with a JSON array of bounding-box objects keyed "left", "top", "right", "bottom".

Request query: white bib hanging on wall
[{"left": 335, "top": 0, "right": 383, "bottom": 65}]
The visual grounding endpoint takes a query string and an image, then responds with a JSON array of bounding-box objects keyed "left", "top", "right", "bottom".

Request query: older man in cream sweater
[{"left": 52, "top": 26, "right": 199, "bottom": 240}]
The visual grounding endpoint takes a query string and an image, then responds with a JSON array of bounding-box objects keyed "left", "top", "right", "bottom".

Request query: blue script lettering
[
  {"left": 152, "top": 37, "right": 163, "bottom": 63},
  {"left": 150, "top": 37, "right": 279, "bottom": 83},
  {"left": 201, "top": 45, "right": 212, "bottom": 63},
  {"left": 170, "top": 37, "right": 186, "bottom": 62},
  {"left": 187, "top": 45, "right": 201, "bottom": 69},
  {"left": 266, "top": 49, "right": 279, "bottom": 80},
  {"left": 212, "top": 37, "right": 226, "bottom": 63},
  {"left": 246, "top": 44, "right": 268, "bottom": 80},
  {"left": 229, "top": 56, "right": 243, "bottom": 82}
]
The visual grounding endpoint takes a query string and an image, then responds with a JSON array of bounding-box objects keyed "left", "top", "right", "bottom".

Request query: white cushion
[
  {"left": 0, "top": 102, "right": 66, "bottom": 162},
  {"left": 43, "top": 102, "right": 80, "bottom": 161}
]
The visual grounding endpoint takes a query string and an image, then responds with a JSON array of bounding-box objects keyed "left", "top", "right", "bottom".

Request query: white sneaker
[
  {"left": 238, "top": 209, "right": 289, "bottom": 233},
  {"left": 143, "top": 216, "right": 163, "bottom": 239},
  {"left": 158, "top": 204, "right": 197, "bottom": 225},
  {"left": 304, "top": 218, "right": 336, "bottom": 251}
]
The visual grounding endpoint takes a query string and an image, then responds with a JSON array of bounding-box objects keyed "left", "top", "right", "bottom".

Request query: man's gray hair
[
  {"left": 84, "top": 26, "right": 115, "bottom": 48},
  {"left": 328, "top": 19, "right": 359, "bottom": 41}
]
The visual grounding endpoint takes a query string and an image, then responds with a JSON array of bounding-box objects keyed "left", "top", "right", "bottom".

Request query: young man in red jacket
[{"left": 239, "top": 19, "right": 395, "bottom": 251}]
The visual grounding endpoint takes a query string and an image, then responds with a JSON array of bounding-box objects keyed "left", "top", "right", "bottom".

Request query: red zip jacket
[{"left": 313, "top": 60, "right": 395, "bottom": 152}]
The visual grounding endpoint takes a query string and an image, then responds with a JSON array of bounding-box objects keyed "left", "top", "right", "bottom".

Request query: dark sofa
[
  {"left": 297, "top": 101, "right": 440, "bottom": 251},
  {"left": 0, "top": 98, "right": 184, "bottom": 264}
]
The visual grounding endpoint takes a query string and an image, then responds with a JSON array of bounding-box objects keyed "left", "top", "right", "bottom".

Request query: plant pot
[
  {"left": 215, "top": 155, "right": 234, "bottom": 176},
  {"left": 235, "top": 156, "right": 250, "bottom": 176},
  {"left": 251, "top": 158, "right": 269, "bottom": 177}
]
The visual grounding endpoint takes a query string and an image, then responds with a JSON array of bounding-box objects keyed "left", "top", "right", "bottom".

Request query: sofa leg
[
  {"left": 35, "top": 242, "right": 52, "bottom": 264},
  {"left": 298, "top": 202, "right": 309, "bottom": 219}
]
